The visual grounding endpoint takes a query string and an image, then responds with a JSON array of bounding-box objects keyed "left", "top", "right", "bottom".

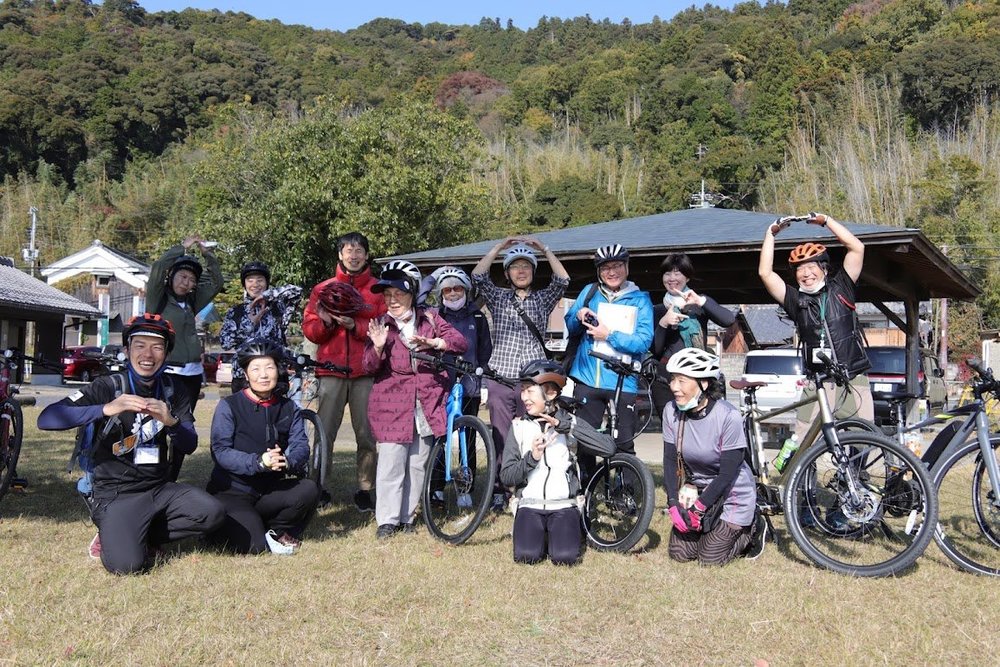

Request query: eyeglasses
[
  {"left": 441, "top": 286, "right": 465, "bottom": 295},
  {"left": 599, "top": 262, "right": 626, "bottom": 273}
]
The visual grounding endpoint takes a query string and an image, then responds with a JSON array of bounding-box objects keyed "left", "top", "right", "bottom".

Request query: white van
[{"left": 741, "top": 348, "right": 806, "bottom": 417}]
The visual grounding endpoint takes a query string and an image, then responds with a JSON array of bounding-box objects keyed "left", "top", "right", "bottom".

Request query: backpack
[{"left": 68, "top": 373, "right": 174, "bottom": 512}]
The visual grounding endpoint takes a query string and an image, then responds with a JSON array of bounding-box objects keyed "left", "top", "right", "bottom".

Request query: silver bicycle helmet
[
  {"left": 502, "top": 243, "right": 538, "bottom": 270},
  {"left": 594, "top": 244, "right": 629, "bottom": 267},
  {"left": 433, "top": 266, "right": 472, "bottom": 300},
  {"left": 665, "top": 347, "right": 720, "bottom": 379},
  {"left": 382, "top": 259, "right": 422, "bottom": 284}
]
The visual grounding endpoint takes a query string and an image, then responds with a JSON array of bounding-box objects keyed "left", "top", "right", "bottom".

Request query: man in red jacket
[{"left": 303, "top": 232, "right": 386, "bottom": 510}]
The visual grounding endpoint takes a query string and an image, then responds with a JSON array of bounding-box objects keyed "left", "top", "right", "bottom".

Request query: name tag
[{"left": 134, "top": 447, "right": 160, "bottom": 465}]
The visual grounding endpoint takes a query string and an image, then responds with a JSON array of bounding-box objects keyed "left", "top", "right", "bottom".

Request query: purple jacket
[{"left": 362, "top": 308, "right": 469, "bottom": 443}]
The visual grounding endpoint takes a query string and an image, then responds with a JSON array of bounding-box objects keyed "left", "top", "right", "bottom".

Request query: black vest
[{"left": 794, "top": 281, "right": 870, "bottom": 378}]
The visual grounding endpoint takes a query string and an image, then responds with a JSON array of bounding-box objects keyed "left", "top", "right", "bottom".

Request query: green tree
[{"left": 526, "top": 175, "right": 621, "bottom": 229}]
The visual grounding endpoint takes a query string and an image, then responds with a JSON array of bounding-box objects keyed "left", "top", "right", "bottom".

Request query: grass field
[{"left": 1, "top": 398, "right": 998, "bottom": 665}]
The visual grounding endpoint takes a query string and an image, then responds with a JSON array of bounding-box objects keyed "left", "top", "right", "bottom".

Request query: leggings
[
  {"left": 512, "top": 506, "right": 582, "bottom": 566},
  {"left": 209, "top": 478, "right": 319, "bottom": 554},
  {"left": 165, "top": 372, "right": 204, "bottom": 482},
  {"left": 668, "top": 519, "right": 752, "bottom": 566}
]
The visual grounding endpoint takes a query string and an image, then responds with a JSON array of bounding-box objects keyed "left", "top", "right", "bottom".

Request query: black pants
[
  {"left": 573, "top": 383, "right": 637, "bottom": 480},
  {"left": 209, "top": 478, "right": 319, "bottom": 554},
  {"left": 166, "top": 372, "right": 204, "bottom": 482},
  {"left": 513, "top": 506, "right": 582, "bottom": 565},
  {"left": 92, "top": 483, "right": 225, "bottom": 575}
]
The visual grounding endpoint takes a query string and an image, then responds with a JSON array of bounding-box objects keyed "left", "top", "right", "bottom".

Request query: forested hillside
[{"left": 1, "top": 0, "right": 999, "bottom": 325}]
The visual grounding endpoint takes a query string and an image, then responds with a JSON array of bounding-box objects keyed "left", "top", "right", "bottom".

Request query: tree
[{"left": 526, "top": 175, "right": 620, "bottom": 229}]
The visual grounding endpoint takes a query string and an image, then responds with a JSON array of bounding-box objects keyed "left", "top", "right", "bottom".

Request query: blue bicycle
[{"left": 411, "top": 351, "right": 515, "bottom": 544}]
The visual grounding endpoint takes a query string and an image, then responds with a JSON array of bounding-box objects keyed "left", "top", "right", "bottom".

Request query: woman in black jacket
[{"left": 207, "top": 343, "right": 319, "bottom": 555}]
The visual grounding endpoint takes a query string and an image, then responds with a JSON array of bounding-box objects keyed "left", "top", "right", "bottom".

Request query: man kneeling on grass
[{"left": 38, "top": 314, "right": 224, "bottom": 575}]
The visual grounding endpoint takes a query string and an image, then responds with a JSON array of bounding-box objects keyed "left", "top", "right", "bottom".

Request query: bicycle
[
  {"left": 410, "top": 350, "right": 511, "bottom": 545},
  {"left": 731, "top": 353, "right": 937, "bottom": 577},
  {"left": 1, "top": 349, "right": 27, "bottom": 502},
  {"left": 580, "top": 350, "right": 657, "bottom": 553},
  {"left": 881, "top": 358, "right": 1000, "bottom": 576},
  {"left": 286, "top": 353, "right": 348, "bottom": 496}
]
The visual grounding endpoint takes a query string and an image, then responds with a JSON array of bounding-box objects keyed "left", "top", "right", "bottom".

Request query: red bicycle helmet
[
  {"left": 788, "top": 242, "right": 830, "bottom": 267},
  {"left": 123, "top": 313, "right": 176, "bottom": 352},
  {"left": 318, "top": 281, "right": 366, "bottom": 316}
]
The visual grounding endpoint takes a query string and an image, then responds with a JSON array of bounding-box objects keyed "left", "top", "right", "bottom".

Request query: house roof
[
  {"left": 41, "top": 240, "right": 150, "bottom": 290},
  {"left": 738, "top": 304, "right": 795, "bottom": 347},
  {"left": 0, "top": 260, "right": 102, "bottom": 318},
  {"left": 388, "top": 208, "right": 978, "bottom": 304}
]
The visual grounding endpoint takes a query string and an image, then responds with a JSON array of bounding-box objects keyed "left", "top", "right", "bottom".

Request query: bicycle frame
[{"left": 441, "top": 381, "right": 468, "bottom": 485}]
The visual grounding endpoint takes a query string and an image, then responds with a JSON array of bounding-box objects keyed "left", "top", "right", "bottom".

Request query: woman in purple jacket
[{"left": 363, "top": 260, "right": 468, "bottom": 539}]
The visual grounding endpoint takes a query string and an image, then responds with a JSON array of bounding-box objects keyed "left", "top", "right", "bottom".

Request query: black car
[{"left": 868, "top": 346, "right": 948, "bottom": 426}]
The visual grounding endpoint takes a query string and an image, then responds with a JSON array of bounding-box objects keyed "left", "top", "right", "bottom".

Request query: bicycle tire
[
  {"left": 934, "top": 436, "right": 1000, "bottom": 576},
  {"left": 583, "top": 452, "right": 655, "bottom": 552},
  {"left": 422, "top": 415, "right": 495, "bottom": 545},
  {"left": 0, "top": 399, "right": 24, "bottom": 503},
  {"left": 299, "top": 409, "right": 328, "bottom": 490},
  {"left": 783, "top": 431, "right": 937, "bottom": 577}
]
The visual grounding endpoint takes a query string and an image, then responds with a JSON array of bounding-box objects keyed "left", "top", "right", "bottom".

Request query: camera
[{"left": 584, "top": 313, "right": 599, "bottom": 327}]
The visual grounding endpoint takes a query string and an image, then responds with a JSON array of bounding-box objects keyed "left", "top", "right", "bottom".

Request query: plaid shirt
[{"left": 472, "top": 273, "right": 569, "bottom": 377}]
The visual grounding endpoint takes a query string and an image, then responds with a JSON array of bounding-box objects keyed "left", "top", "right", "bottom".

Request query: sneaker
[
  {"left": 825, "top": 506, "right": 850, "bottom": 532},
  {"left": 354, "top": 489, "right": 375, "bottom": 513},
  {"left": 265, "top": 529, "right": 300, "bottom": 555},
  {"left": 400, "top": 522, "right": 417, "bottom": 534},
  {"left": 743, "top": 512, "right": 768, "bottom": 560},
  {"left": 490, "top": 493, "right": 506, "bottom": 513},
  {"left": 376, "top": 524, "right": 398, "bottom": 540},
  {"left": 317, "top": 489, "right": 332, "bottom": 509},
  {"left": 430, "top": 490, "right": 446, "bottom": 507},
  {"left": 88, "top": 533, "right": 102, "bottom": 561},
  {"left": 457, "top": 493, "right": 473, "bottom": 508}
]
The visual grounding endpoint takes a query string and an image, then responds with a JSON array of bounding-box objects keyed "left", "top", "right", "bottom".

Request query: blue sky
[{"left": 134, "top": 1, "right": 743, "bottom": 32}]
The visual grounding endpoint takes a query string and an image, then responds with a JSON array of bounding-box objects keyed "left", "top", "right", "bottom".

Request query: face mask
[
  {"left": 443, "top": 294, "right": 467, "bottom": 310},
  {"left": 676, "top": 390, "right": 703, "bottom": 412},
  {"left": 799, "top": 279, "right": 826, "bottom": 295}
]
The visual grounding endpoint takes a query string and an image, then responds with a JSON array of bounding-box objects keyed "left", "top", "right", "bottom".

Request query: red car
[{"left": 62, "top": 346, "right": 104, "bottom": 382}]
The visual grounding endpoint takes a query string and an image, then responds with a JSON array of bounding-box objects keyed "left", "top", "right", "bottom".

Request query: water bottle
[{"left": 773, "top": 434, "right": 799, "bottom": 473}]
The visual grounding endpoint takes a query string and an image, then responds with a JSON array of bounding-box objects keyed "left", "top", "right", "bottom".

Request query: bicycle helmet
[
  {"left": 236, "top": 341, "right": 285, "bottom": 371},
  {"left": 123, "top": 313, "right": 176, "bottom": 353},
  {"left": 518, "top": 359, "right": 567, "bottom": 388},
  {"left": 665, "top": 347, "right": 720, "bottom": 380},
  {"left": 788, "top": 242, "right": 830, "bottom": 267},
  {"left": 503, "top": 244, "right": 538, "bottom": 270},
  {"left": 240, "top": 261, "right": 271, "bottom": 286},
  {"left": 318, "top": 281, "right": 366, "bottom": 316},
  {"left": 373, "top": 259, "right": 421, "bottom": 295},
  {"left": 168, "top": 255, "right": 203, "bottom": 283},
  {"left": 594, "top": 244, "right": 629, "bottom": 267},
  {"left": 433, "top": 266, "right": 472, "bottom": 300}
]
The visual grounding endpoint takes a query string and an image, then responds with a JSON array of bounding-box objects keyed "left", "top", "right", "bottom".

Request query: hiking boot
[
  {"left": 265, "top": 529, "right": 300, "bottom": 555},
  {"left": 490, "top": 493, "right": 506, "bottom": 513},
  {"left": 743, "top": 512, "right": 768, "bottom": 561},
  {"left": 376, "top": 524, "right": 398, "bottom": 540},
  {"left": 354, "top": 489, "right": 375, "bottom": 513},
  {"left": 88, "top": 533, "right": 102, "bottom": 561}
]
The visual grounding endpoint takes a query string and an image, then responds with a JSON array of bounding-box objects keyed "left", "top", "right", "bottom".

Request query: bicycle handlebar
[
  {"left": 3, "top": 348, "right": 62, "bottom": 372},
  {"left": 588, "top": 349, "right": 660, "bottom": 383},
  {"left": 813, "top": 351, "right": 850, "bottom": 387},
  {"left": 409, "top": 350, "right": 516, "bottom": 388},
  {"left": 292, "top": 353, "right": 350, "bottom": 376}
]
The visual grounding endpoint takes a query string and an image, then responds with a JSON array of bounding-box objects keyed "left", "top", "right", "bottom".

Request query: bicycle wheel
[
  {"left": 934, "top": 436, "right": 1000, "bottom": 576},
  {"left": 299, "top": 409, "right": 328, "bottom": 489},
  {"left": 783, "top": 432, "right": 937, "bottom": 577},
  {"left": 422, "top": 415, "right": 495, "bottom": 545},
  {"left": 0, "top": 399, "right": 23, "bottom": 502},
  {"left": 583, "top": 452, "right": 655, "bottom": 552}
]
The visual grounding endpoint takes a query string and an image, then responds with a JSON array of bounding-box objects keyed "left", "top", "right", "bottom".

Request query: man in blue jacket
[{"left": 565, "top": 244, "right": 654, "bottom": 471}]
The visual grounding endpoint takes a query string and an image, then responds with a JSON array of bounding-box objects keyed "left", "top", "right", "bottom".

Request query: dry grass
[{"left": 1, "top": 398, "right": 997, "bottom": 666}]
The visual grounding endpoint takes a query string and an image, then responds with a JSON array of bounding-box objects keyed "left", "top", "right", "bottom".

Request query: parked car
[
  {"left": 868, "top": 346, "right": 947, "bottom": 426},
  {"left": 741, "top": 348, "right": 807, "bottom": 419},
  {"left": 215, "top": 352, "right": 235, "bottom": 385},
  {"left": 202, "top": 352, "right": 219, "bottom": 384},
  {"left": 62, "top": 346, "right": 104, "bottom": 382}
]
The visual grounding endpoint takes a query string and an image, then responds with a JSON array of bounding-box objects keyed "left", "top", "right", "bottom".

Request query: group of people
[{"left": 37, "top": 210, "right": 873, "bottom": 574}]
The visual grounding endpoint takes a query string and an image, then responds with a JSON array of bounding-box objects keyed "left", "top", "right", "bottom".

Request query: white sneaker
[{"left": 264, "top": 530, "right": 299, "bottom": 556}]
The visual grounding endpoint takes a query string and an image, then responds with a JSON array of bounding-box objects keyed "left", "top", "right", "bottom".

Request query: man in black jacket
[{"left": 39, "top": 314, "right": 224, "bottom": 574}]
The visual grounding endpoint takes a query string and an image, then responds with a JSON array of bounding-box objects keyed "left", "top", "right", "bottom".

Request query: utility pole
[{"left": 21, "top": 206, "right": 40, "bottom": 378}]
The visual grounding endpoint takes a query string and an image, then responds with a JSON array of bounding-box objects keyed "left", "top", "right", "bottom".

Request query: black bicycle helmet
[
  {"left": 240, "top": 261, "right": 271, "bottom": 286},
  {"left": 594, "top": 244, "right": 629, "bottom": 267},
  {"left": 168, "top": 255, "right": 203, "bottom": 283},
  {"left": 236, "top": 341, "right": 285, "bottom": 371},
  {"left": 518, "top": 359, "right": 567, "bottom": 388},
  {"left": 123, "top": 313, "right": 176, "bottom": 353}
]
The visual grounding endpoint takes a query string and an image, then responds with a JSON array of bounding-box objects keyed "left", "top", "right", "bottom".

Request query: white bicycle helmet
[
  {"left": 666, "top": 347, "right": 720, "bottom": 379},
  {"left": 382, "top": 259, "right": 422, "bottom": 283},
  {"left": 433, "top": 266, "right": 472, "bottom": 298},
  {"left": 594, "top": 243, "right": 629, "bottom": 267},
  {"left": 503, "top": 243, "right": 538, "bottom": 270}
]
